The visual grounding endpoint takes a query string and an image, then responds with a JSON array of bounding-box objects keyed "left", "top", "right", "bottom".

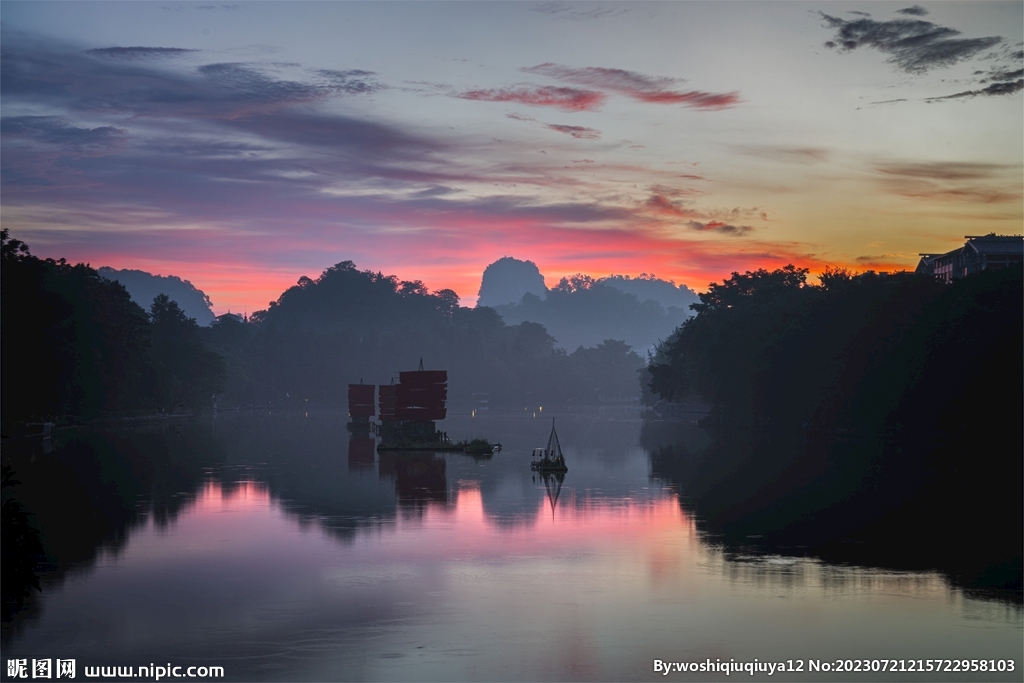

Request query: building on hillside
[
  {"left": 215, "top": 312, "right": 245, "bottom": 324},
  {"left": 916, "top": 234, "right": 1023, "bottom": 284}
]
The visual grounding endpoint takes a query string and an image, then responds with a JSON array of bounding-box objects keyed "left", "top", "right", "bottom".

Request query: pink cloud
[
  {"left": 457, "top": 86, "right": 605, "bottom": 111},
  {"left": 523, "top": 63, "right": 740, "bottom": 110},
  {"left": 644, "top": 193, "right": 703, "bottom": 219}
]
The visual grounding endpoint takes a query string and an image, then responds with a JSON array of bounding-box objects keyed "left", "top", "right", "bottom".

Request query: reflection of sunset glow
[
  {"left": 192, "top": 480, "right": 271, "bottom": 514},
  {"left": 379, "top": 483, "right": 701, "bottom": 580},
  {"left": 116, "top": 480, "right": 283, "bottom": 567},
  {"left": 56, "top": 465, "right": 1020, "bottom": 683}
]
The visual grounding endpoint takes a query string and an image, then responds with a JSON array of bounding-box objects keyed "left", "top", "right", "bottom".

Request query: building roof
[{"left": 964, "top": 236, "right": 1024, "bottom": 255}]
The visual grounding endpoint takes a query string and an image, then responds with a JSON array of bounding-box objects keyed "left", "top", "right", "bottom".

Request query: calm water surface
[{"left": 3, "top": 409, "right": 1020, "bottom": 681}]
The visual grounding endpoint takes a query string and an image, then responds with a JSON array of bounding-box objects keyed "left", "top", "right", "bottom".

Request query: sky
[{"left": 2, "top": 1, "right": 1021, "bottom": 313}]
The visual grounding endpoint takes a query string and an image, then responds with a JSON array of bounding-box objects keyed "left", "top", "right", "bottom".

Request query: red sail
[
  {"left": 398, "top": 370, "right": 447, "bottom": 386},
  {"left": 348, "top": 384, "right": 375, "bottom": 417},
  {"left": 395, "top": 370, "right": 447, "bottom": 420},
  {"left": 378, "top": 384, "right": 397, "bottom": 421}
]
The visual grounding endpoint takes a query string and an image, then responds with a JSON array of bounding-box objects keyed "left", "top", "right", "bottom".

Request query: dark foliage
[
  {"left": 210, "top": 260, "right": 644, "bottom": 407},
  {"left": 149, "top": 295, "right": 225, "bottom": 409},
  {"left": 1, "top": 231, "right": 225, "bottom": 422},
  {"left": 2, "top": 231, "right": 152, "bottom": 420},
  {"left": 646, "top": 265, "right": 1023, "bottom": 591},
  {"left": 1, "top": 465, "right": 44, "bottom": 621}
]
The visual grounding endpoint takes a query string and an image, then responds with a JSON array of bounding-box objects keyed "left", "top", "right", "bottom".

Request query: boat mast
[{"left": 546, "top": 418, "right": 561, "bottom": 460}]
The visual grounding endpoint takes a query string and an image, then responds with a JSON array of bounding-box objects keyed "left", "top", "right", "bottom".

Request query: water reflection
[
  {"left": 534, "top": 471, "right": 565, "bottom": 519},
  {"left": 642, "top": 417, "right": 1023, "bottom": 598},
  {"left": 347, "top": 436, "right": 375, "bottom": 473},
  {"left": 2, "top": 409, "right": 1020, "bottom": 682}
]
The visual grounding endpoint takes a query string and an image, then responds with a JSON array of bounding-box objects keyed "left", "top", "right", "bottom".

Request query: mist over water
[{"left": 3, "top": 409, "right": 1020, "bottom": 681}]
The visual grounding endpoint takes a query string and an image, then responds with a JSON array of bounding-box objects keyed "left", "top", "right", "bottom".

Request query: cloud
[
  {"left": 0, "top": 33, "right": 450, "bottom": 204},
  {"left": 2, "top": 116, "right": 128, "bottom": 154},
  {"left": 523, "top": 63, "right": 739, "bottom": 110},
  {"left": 874, "top": 161, "right": 1022, "bottom": 204},
  {"left": 926, "top": 79, "right": 1023, "bottom": 100},
  {"left": 735, "top": 145, "right": 829, "bottom": 163},
  {"left": 877, "top": 162, "right": 1015, "bottom": 181},
  {"left": 987, "top": 67, "right": 1024, "bottom": 81},
  {"left": 6, "top": 41, "right": 378, "bottom": 123},
  {"left": 2, "top": 116, "right": 130, "bottom": 185},
  {"left": 685, "top": 220, "right": 753, "bottom": 236},
  {"left": 544, "top": 123, "right": 601, "bottom": 139},
  {"left": 84, "top": 46, "right": 199, "bottom": 59},
  {"left": 530, "top": 2, "right": 629, "bottom": 21},
  {"left": 820, "top": 12, "right": 1002, "bottom": 73},
  {"left": 315, "top": 69, "right": 385, "bottom": 94},
  {"left": 644, "top": 193, "right": 703, "bottom": 220},
  {"left": 457, "top": 85, "right": 604, "bottom": 111},
  {"left": 895, "top": 5, "right": 928, "bottom": 16},
  {"left": 1, "top": 44, "right": 345, "bottom": 121},
  {"left": 196, "top": 62, "right": 331, "bottom": 105}
]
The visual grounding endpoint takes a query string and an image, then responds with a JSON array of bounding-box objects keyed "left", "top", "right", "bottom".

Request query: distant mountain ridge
[
  {"left": 600, "top": 274, "right": 700, "bottom": 313},
  {"left": 98, "top": 267, "right": 216, "bottom": 326},
  {"left": 477, "top": 258, "right": 699, "bottom": 352}
]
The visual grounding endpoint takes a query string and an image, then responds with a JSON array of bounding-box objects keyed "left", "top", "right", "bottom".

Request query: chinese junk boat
[
  {"left": 347, "top": 382, "right": 375, "bottom": 433},
  {"left": 356, "top": 360, "right": 499, "bottom": 452},
  {"left": 531, "top": 420, "right": 568, "bottom": 473}
]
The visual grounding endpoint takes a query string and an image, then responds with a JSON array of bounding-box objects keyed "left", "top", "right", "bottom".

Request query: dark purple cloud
[
  {"left": 0, "top": 33, "right": 449, "bottom": 216},
  {"left": 523, "top": 63, "right": 740, "bottom": 110},
  {"left": 544, "top": 123, "right": 601, "bottom": 139},
  {"left": 84, "top": 46, "right": 199, "bottom": 59},
  {"left": 1, "top": 41, "right": 381, "bottom": 122},
  {"left": 2, "top": 116, "right": 127, "bottom": 153},
  {"left": 315, "top": 69, "right": 384, "bottom": 94}
]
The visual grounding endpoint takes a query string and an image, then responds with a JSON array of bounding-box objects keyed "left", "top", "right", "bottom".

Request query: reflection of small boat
[
  {"left": 530, "top": 420, "right": 568, "bottom": 473},
  {"left": 534, "top": 470, "right": 565, "bottom": 518}
]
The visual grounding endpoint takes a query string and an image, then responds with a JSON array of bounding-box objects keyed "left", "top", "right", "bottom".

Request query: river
[{"left": 2, "top": 408, "right": 1020, "bottom": 681}]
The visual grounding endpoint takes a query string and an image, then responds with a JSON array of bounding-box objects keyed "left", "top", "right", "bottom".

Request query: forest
[
  {"left": 1, "top": 231, "right": 224, "bottom": 424},
  {"left": 1, "top": 231, "right": 644, "bottom": 426},
  {"left": 645, "top": 263, "right": 1023, "bottom": 590}
]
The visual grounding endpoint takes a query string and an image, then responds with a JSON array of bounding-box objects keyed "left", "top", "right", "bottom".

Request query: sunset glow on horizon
[{"left": 2, "top": 1, "right": 1021, "bottom": 314}]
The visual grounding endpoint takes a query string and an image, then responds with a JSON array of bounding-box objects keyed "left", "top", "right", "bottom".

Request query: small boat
[{"left": 531, "top": 420, "right": 568, "bottom": 473}]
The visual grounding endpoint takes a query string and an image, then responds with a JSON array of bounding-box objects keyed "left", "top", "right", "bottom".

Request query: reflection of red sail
[
  {"left": 378, "top": 384, "right": 397, "bottom": 422},
  {"left": 348, "top": 384, "right": 375, "bottom": 418},
  {"left": 395, "top": 370, "right": 447, "bottom": 421},
  {"left": 348, "top": 437, "right": 375, "bottom": 472},
  {"left": 378, "top": 451, "right": 448, "bottom": 509}
]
